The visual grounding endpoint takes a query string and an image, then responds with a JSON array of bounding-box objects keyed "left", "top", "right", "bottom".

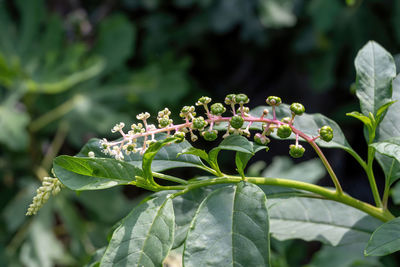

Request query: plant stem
[
  {"left": 367, "top": 146, "right": 383, "bottom": 208},
  {"left": 308, "top": 140, "right": 343, "bottom": 194},
  {"left": 153, "top": 172, "right": 188, "bottom": 185},
  {"left": 29, "top": 95, "right": 84, "bottom": 132},
  {"left": 161, "top": 175, "right": 394, "bottom": 222},
  {"left": 382, "top": 182, "right": 390, "bottom": 209}
]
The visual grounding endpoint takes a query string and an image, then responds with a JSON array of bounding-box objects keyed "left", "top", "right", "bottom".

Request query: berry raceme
[{"left": 99, "top": 94, "right": 334, "bottom": 159}]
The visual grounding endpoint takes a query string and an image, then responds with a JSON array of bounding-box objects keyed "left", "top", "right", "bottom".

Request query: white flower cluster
[
  {"left": 100, "top": 118, "right": 158, "bottom": 160},
  {"left": 26, "top": 177, "right": 62, "bottom": 216}
]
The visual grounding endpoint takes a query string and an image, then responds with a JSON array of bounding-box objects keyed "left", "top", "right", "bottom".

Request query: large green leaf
[
  {"left": 249, "top": 105, "right": 353, "bottom": 152},
  {"left": 53, "top": 156, "right": 142, "bottom": 190},
  {"left": 268, "top": 197, "right": 382, "bottom": 246},
  {"left": 370, "top": 137, "right": 400, "bottom": 185},
  {"left": 354, "top": 41, "right": 396, "bottom": 116},
  {"left": 365, "top": 217, "right": 400, "bottom": 256},
  {"left": 171, "top": 182, "right": 306, "bottom": 250},
  {"left": 100, "top": 195, "right": 174, "bottom": 267},
  {"left": 183, "top": 182, "right": 270, "bottom": 267},
  {"left": 170, "top": 185, "right": 219, "bottom": 249},
  {"left": 375, "top": 75, "right": 400, "bottom": 185},
  {"left": 77, "top": 136, "right": 206, "bottom": 172}
]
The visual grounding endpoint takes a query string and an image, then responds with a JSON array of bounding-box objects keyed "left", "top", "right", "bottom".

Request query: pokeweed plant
[{"left": 27, "top": 40, "right": 400, "bottom": 266}]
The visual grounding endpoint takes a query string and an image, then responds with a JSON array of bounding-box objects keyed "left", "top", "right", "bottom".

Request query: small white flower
[
  {"left": 111, "top": 122, "right": 125, "bottom": 133},
  {"left": 136, "top": 112, "right": 150, "bottom": 120},
  {"left": 88, "top": 151, "right": 95, "bottom": 158}
]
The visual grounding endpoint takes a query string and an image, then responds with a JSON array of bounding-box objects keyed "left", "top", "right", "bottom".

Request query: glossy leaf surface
[
  {"left": 354, "top": 41, "right": 396, "bottom": 116},
  {"left": 376, "top": 74, "right": 400, "bottom": 185},
  {"left": 100, "top": 196, "right": 174, "bottom": 267},
  {"left": 365, "top": 217, "right": 400, "bottom": 256},
  {"left": 53, "top": 156, "right": 142, "bottom": 190}
]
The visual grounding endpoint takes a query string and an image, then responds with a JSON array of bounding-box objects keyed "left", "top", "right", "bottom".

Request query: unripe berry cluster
[{"left": 99, "top": 94, "right": 334, "bottom": 160}]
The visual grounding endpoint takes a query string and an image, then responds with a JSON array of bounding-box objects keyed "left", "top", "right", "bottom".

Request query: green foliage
[
  {"left": 53, "top": 156, "right": 142, "bottom": 190},
  {"left": 354, "top": 41, "right": 396, "bottom": 117},
  {"left": 183, "top": 182, "right": 270, "bottom": 267},
  {"left": 365, "top": 217, "right": 400, "bottom": 256},
  {"left": 101, "top": 195, "right": 174, "bottom": 266}
]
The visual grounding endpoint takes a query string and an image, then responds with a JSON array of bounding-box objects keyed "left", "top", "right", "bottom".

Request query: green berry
[
  {"left": 266, "top": 96, "right": 282, "bottom": 106},
  {"left": 230, "top": 115, "right": 244, "bottom": 129},
  {"left": 202, "top": 130, "right": 218, "bottom": 141},
  {"left": 289, "top": 144, "right": 305, "bottom": 158},
  {"left": 192, "top": 116, "right": 207, "bottom": 130},
  {"left": 210, "top": 103, "right": 226, "bottom": 115},
  {"left": 126, "top": 144, "right": 135, "bottom": 152},
  {"left": 159, "top": 117, "right": 170, "bottom": 128},
  {"left": 290, "top": 103, "right": 305, "bottom": 115},
  {"left": 277, "top": 125, "right": 292, "bottom": 139},
  {"left": 235, "top": 93, "right": 249, "bottom": 104},
  {"left": 320, "top": 126, "right": 333, "bottom": 142},
  {"left": 225, "top": 94, "right": 236, "bottom": 105},
  {"left": 254, "top": 133, "right": 270, "bottom": 145}
]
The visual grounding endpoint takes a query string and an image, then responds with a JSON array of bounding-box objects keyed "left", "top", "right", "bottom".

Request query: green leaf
[
  {"left": 183, "top": 182, "right": 270, "bottom": 267},
  {"left": 77, "top": 136, "right": 206, "bottom": 172},
  {"left": 208, "top": 134, "right": 254, "bottom": 168},
  {"left": 375, "top": 100, "right": 396, "bottom": 125},
  {"left": 370, "top": 137, "right": 400, "bottom": 185},
  {"left": 354, "top": 41, "right": 396, "bottom": 116},
  {"left": 171, "top": 185, "right": 219, "bottom": 248},
  {"left": 365, "top": 217, "right": 400, "bottom": 256},
  {"left": 261, "top": 156, "right": 326, "bottom": 184},
  {"left": 53, "top": 156, "right": 142, "bottom": 190},
  {"left": 268, "top": 197, "right": 382, "bottom": 246},
  {"left": 142, "top": 137, "right": 181, "bottom": 183},
  {"left": 375, "top": 75, "right": 400, "bottom": 185},
  {"left": 100, "top": 195, "right": 174, "bottom": 266},
  {"left": 235, "top": 143, "right": 266, "bottom": 177},
  {"left": 178, "top": 147, "right": 209, "bottom": 162},
  {"left": 249, "top": 105, "right": 353, "bottom": 152},
  {"left": 346, "top": 111, "right": 373, "bottom": 130}
]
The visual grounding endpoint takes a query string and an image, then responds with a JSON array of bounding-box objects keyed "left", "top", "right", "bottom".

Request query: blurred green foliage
[{"left": 1, "top": 0, "right": 399, "bottom": 266}]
